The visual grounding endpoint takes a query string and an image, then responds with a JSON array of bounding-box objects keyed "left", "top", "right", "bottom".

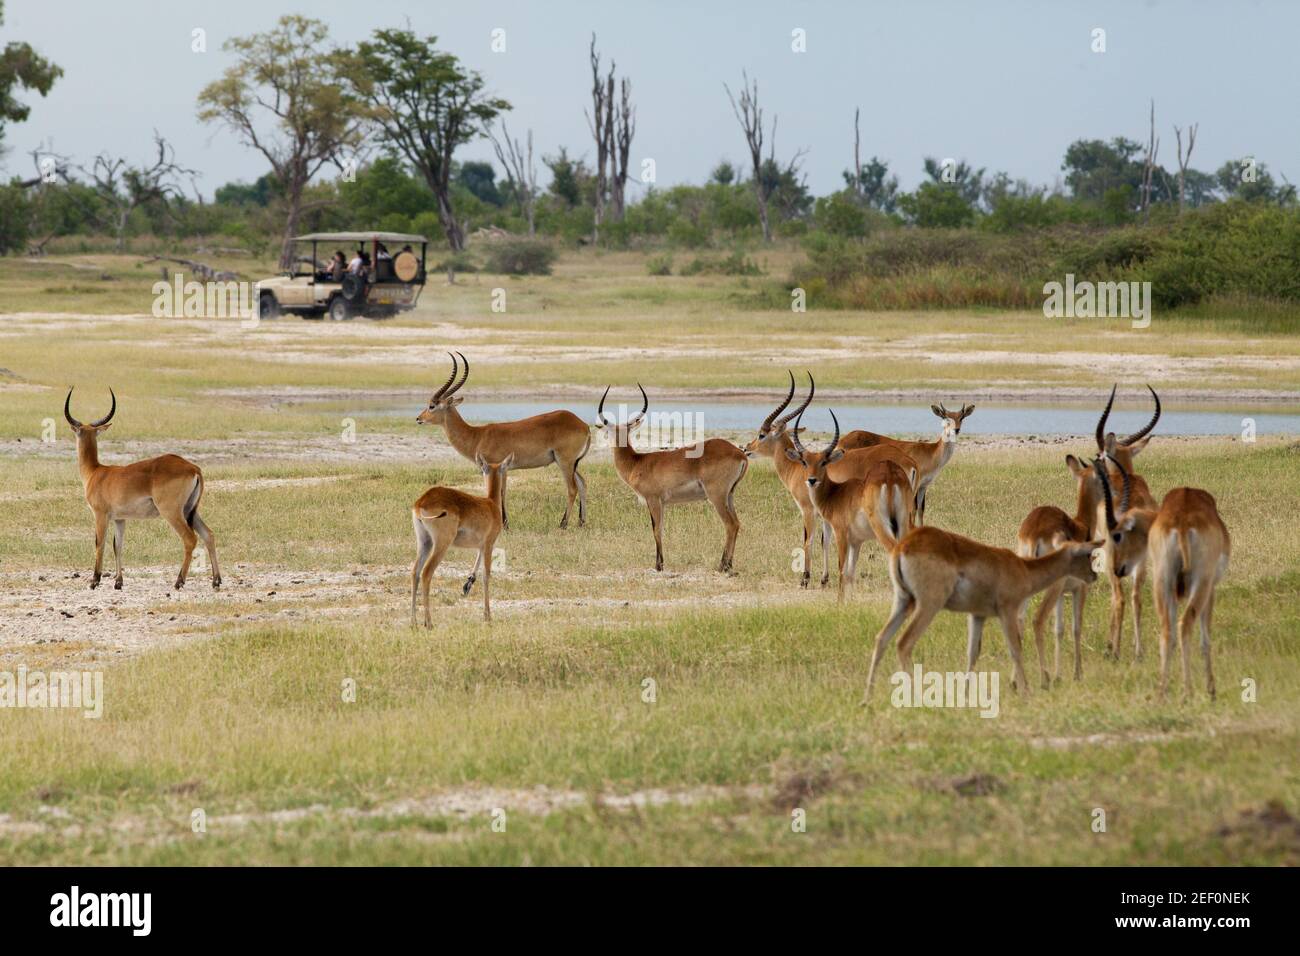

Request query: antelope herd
[{"left": 61, "top": 363, "right": 1231, "bottom": 700}]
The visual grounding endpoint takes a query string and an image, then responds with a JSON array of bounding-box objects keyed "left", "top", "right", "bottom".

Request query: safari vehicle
[{"left": 255, "top": 231, "right": 428, "bottom": 321}]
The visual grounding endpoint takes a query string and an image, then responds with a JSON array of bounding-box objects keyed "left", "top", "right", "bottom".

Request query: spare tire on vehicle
[
  {"left": 393, "top": 251, "right": 419, "bottom": 282},
  {"left": 341, "top": 273, "right": 366, "bottom": 302}
]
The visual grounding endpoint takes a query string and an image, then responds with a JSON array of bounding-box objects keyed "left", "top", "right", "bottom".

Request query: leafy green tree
[
  {"left": 338, "top": 157, "right": 435, "bottom": 225},
  {"left": 898, "top": 181, "right": 976, "bottom": 228},
  {"left": 843, "top": 156, "right": 899, "bottom": 213},
  {"left": 457, "top": 160, "right": 503, "bottom": 206},
  {"left": 544, "top": 147, "right": 587, "bottom": 208},
  {"left": 1214, "top": 159, "right": 1296, "bottom": 205},
  {"left": 197, "top": 16, "right": 368, "bottom": 267},
  {"left": 922, "top": 157, "right": 985, "bottom": 207},
  {"left": 0, "top": 0, "right": 62, "bottom": 152},
  {"left": 710, "top": 160, "right": 736, "bottom": 185},
  {"left": 344, "top": 28, "right": 509, "bottom": 250},
  {"left": 215, "top": 173, "right": 281, "bottom": 207}
]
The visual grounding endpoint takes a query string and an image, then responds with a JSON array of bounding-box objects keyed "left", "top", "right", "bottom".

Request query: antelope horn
[
  {"left": 597, "top": 385, "right": 612, "bottom": 425},
  {"left": 90, "top": 388, "right": 116, "bottom": 427},
  {"left": 776, "top": 371, "right": 815, "bottom": 428},
  {"left": 1095, "top": 384, "right": 1117, "bottom": 453},
  {"left": 446, "top": 351, "right": 470, "bottom": 396},
  {"left": 431, "top": 352, "right": 458, "bottom": 402},
  {"left": 790, "top": 409, "right": 808, "bottom": 456},
  {"left": 1094, "top": 458, "right": 1118, "bottom": 532},
  {"left": 760, "top": 370, "right": 796, "bottom": 433},
  {"left": 1121, "top": 385, "right": 1161, "bottom": 446},
  {"left": 826, "top": 408, "right": 841, "bottom": 456},
  {"left": 633, "top": 383, "right": 649, "bottom": 423},
  {"left": 63, "top": 388, "right": 82, "bottom": 429},
  {"left": 1113, "top": 456, "right": 1133, "bottom": 516}
]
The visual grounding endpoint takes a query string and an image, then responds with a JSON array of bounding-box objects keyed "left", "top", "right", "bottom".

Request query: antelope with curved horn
[
  {"left": 1014, "top": 453, "right": 1106, "bottom": 685},
  {"left": 598, "top": 384, "right": 748, "bottom": 573},
  {"left": 411, "top": 454, "right": 513, "bottom": 624},
  {"left": 1096, "top": 458, "right": 1229, "bottom": 699},
  {"left": 64, "top": 388, "right": 220, "bottom": 591},
  {"left": 417, "top": 353, "right": 591, "bottom": 531},
  {"left": 744, "top": 373, "right": 919, "bottom": 588},
  {"left": 1092, "top": 384, "right": 1161, "bottom": 660},
  {"left": 785, "top": 409, "right": 917, "bottom": 601},
  {"left": 836, "top": 402, "right": 975, "bottom": 524},
  {"left": 863, "top": 524, "right": 1101, "bottom": 701}
]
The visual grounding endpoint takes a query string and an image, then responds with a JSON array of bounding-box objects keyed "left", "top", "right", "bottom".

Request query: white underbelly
[
  {"left": 110, "top": 499, "right": 160, "bottom": 520},
  {"left": 664, "top": 480, "right": 707, "bottom": 504}
]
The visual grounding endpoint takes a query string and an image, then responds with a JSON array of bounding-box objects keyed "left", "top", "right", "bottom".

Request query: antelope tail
[{"left": 184, "top": 475, "right": 204, "bottom": 529}]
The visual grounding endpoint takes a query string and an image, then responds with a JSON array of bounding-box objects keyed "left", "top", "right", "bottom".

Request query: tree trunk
[
  {"left": 279, "top": 177, "right": 304, "bottom": 271},
  {"left": 437, "top": 190, "right": 464, "bottom": 251}
]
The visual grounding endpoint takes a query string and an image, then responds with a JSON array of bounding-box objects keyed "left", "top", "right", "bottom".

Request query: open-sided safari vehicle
[{"left": 255, "top": 231, "right": 428, "bottom": 321}]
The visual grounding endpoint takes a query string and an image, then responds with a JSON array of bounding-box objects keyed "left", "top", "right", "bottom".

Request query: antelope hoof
[
  {"left": 559, "top": 516, "right": 569, "bottom": 530},
  {"left": 462, "top": 574, "right": 476, "bottom": 596},
  {"left": 89, "top": 579, "right": 100, "bottom": 590},
  {"left": 174, "top": 578, "right": 186, "bottom": 591},
  {"left": 800, "top": 575, "right": 809, "bottom": 590},
  {"left": 212, "top": 575, "right": 222, "bottom": 589},
  {"left": 114, "top": 578, "right": 123, "bottom": 591}
]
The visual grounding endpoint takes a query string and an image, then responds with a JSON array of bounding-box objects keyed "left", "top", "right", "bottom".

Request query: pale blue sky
[{"left": 3, "top": 0, "right": 1295, "bottom": 199}]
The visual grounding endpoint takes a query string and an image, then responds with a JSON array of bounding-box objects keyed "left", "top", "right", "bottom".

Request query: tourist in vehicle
[{"left": 329, "top": 250, "right": 346, "bottom": 281}]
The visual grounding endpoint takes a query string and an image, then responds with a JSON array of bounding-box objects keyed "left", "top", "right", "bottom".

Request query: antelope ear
[
  {"left": 96, "top": 422, "right": 112, "bottom": 432},
  {"left": 1126, "top": 435, "right": 1152, "bottom": 456},
  {"left": 475, "top": 453, "right": 486, "bottom": 470},
  {"left": 930, "top": 404, "right": 944, "bottom": 418},
  {"left": 1066, "top": 455, "right": 1087, "bottom": 477},
  {"left": 1120, "top": 515, "right": 1137, "bottom": 532},
  {"left": 502, "top": 453, "right": 515, "bottom": 469},
  {"left": 449, "top": 396, "right": 466, "bottom": 407},
  {"left": 962, "top": 404, "right": 975, "bottom": 417},
  {"left": 828, "top": 448, "right": 845, "bottom": 463},
  {"left": 784, "top": 448, "right": 803, "bottom": 463}
]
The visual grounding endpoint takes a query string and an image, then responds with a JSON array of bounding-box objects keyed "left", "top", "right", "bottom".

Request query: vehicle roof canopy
[{"left": 292, "top": 232, "right": 428, "bottom": 244}]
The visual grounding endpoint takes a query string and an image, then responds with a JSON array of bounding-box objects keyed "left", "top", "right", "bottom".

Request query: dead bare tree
[
  {"left": 724, "top": 72, "right": 805, "bottom": 242},
  {"left": 609, "top": 76, "right": 635, "bottom": 222},
  {"left": 80, "top": 132, "right": 196, "bottom": 251},
  {"left": 1173, "top": 122, "right": 1198, "bottom": 214},
  {"left": 1140, "top": 100, "right": 1159, "bottom": 221},
  {"left": 489, "top": 120, "right": 538, "bottom": 235},
  {"left": 852, "top": 107, "right": 862, "bottom": 201},
  {"left": 585, "top": 33, "right": 615, "bottom": 243}
]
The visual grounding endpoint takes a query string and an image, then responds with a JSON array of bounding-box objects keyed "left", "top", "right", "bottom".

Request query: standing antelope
[
  {"left": 64, "top": 388, "right": 220, "bottom": 591},
  {"left": 863, "top": 526, "right": 1100, "bottom": 700},
  {"left": 744, "top": 373, "right": 917, "bottom": 588},
  {"left": 411, "top": 454, "right": 513, "bottom": 624},
  {"left": 1096, "top": 459, "right": 1229, "bottom": 699},
  {"left": 1092, "top": 385, "right": 1161, "bottom": 660},
  {"left": 1015, "top": 454, "right": 1103, "bottom": 685},
  {"left": 838, "top": 403, "right": 975, "bottom": 524},
  {"left": 785, "top": 409, "right": 917, "bottom": 601},
  {"left": 598, "top": 385, "right": 748, "bottom": 573},
  {"left": 416, "top": 353, "right": 591, "bottom": 530}
]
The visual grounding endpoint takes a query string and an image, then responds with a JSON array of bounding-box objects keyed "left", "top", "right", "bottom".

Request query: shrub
[
  {"left": 646, "top": 253, "right": 674, "bottom": 276},
  {"left": 483, "top": 238, "right": 558, "bottom": 275},
  {"left": 680, "top": 249, "right": 762, "bottom": 276}
]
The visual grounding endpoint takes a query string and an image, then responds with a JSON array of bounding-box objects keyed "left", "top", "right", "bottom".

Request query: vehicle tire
[
  {"left": 258, "top": 293, "right": 280, "bottom": 321},
  {"left": 328, "top": 296, "right": 351, "bottom": 321},
  {"left": 341, "top": 274, "right": 365, "bottom": 302}
]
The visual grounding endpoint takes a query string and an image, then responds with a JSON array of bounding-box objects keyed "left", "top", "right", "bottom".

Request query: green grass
[
  {"left": 1, "top": 250, "right": 1298, "bottom": 864},
  {"left": 1, "top": 442, "right": 1297, "bottom": 864}
]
